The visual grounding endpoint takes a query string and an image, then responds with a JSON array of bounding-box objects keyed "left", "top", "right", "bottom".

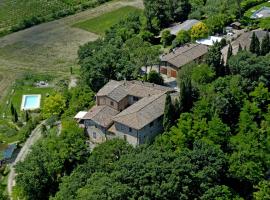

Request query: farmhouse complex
[{"left": 76, "top": 80, "right": 176, "bottom": 146}]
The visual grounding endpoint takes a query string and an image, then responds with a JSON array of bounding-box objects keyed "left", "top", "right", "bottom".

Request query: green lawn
[
  {"left": 244, "top": 2, "right": 270, "bottom": 17},
  {"left": 0, "top": 84, "right": 54, "bottom": 143},
  {"left": 10, "top": 86, "right": 54, "bottom": 113},
  {"left": 73, "top": 6, "right": 142, "bottom": 35}
]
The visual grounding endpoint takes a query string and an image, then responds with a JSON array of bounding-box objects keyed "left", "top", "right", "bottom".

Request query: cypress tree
[
  {"left": 227, "top": 43, "right": 233, "bottom": 61},
  {"left": 238, "top": 43, "right": 243, "bottom": 52},
  {"left": 163, "top": 94, "right": 174, "bottom": 132},
  {"left": 41, "top": 124, "right": 47, "bottom": 136},
  {"left": 13, "top": 109, "right": 18, "bottom": 123},
  {"left": 261, "top": 33, "right": 270, "bottom": 56},
  {"left": 25, "top": 111, "right": 30, "bottom": 122},
  {"left": 206, "top": 42, "right": 223, "bottom": 76},
  {"left": 10, "top": 103, "right": 15, "bottom": 116},
  {"left": 250, "top": 32, "right": 260, "bottom": 55},
  {"left": 179, "top": 77, "right": 193, "bottom": 113}
]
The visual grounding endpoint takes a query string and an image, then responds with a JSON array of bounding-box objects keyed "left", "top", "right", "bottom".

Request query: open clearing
[
  {"left": 0, "top": 0, "right": 143, "bottom": 104},
  {"left": 74, "top": 6, "right": 143, "bottom": 35}
]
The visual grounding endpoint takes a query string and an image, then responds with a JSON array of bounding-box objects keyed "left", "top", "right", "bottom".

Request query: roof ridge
[
  {"left": 130, "top": 80, "right": 172, "bottom": 91},
  {"left": 167, "top": 43, "right": 200, "bottom": 60},
  {"left": 114, "top": 92, "right": 166, "bottom": 120},
  {"left": 106, "top": 81, "right": 124, "bottom": 97}
]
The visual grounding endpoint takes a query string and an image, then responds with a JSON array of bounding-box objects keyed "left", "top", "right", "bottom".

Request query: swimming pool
[{"left": 21, "top": 95, "right": 41, "bottom": 110}]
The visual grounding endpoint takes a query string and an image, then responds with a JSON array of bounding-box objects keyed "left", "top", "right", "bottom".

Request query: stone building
[{"left": 76, "top": 80, "right": 176, "bottom": 146}]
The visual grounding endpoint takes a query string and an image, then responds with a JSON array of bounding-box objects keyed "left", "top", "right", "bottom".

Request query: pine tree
[
  {"left": 250, "top": 32, "right": 260, "bottom": 55},
  {"left": 261, "top": 32, "right": 270, "bottom": 56},
  {"left": 10, "top": 103, "right": 15, "bottom": 116},
  {"left": 163, "top": 94, "right": 174, "bottom": 132}
]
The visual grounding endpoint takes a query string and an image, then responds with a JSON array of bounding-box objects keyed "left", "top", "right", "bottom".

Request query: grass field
[{"left": 73, "top": 6, "right": 143, "bottom": 34}]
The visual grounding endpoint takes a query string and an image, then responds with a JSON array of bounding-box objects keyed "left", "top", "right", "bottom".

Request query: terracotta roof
[
  {"left": 97, "top": 80, "right": 174, "bottom": 100},
  {"left": 161, "top": 44, "right": 208, "bottom": 68},
  {"left": 222, "top": 30, "right": 269, "bottom": 61},
  {"left": 113, "top": 93, "right": 167, "bottom": 130},
  {"left": 85, "top": 81, "right": 175, "bottom": 130},
  {"left": 83, "top": 105, "right": 119, "bottom": 128},
  {"left": 96, "top": 80, "right": 128, "bottom": 102}
]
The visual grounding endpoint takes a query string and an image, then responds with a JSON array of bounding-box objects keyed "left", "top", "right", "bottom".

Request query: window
[
  {"left": 129, "top": 127, "right": 132, "bottom": 132},
  {"left": 149, "top": 121, "right": 154, "bottom": 127},
  {"left": 110, "top": 101, "right": 114, "bottom": 106},
  {"left": 93, "top": 132, "right": 97, "bottom": 139},
  {"left": 133, "top": 96, "right": 139, "bottom": 101},
  {"left": 124, "top": 135, "right": 127, "bottom": 141}
]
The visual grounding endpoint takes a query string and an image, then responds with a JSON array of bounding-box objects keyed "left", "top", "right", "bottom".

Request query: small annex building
[
  {"left": 76, "top": 80, "right": 176, "bottom": 146},
  {"left": 160, "top": 43, "right": 209, "bottom": 78}
]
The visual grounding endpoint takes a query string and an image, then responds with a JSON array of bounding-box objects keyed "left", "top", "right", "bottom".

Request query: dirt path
[
  {"left": 0, "top": 0, "right": 143, "bottom": 101},
  {"left": 7, "top": 122, "right": 44, "bottom": 199}
]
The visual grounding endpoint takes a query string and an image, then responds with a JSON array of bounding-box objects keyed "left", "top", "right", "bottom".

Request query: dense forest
[{"left": 5, "top": 0, "right": 270, "bottom": 199}]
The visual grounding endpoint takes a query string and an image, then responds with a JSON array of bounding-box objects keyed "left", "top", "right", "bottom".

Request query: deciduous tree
[
  {"left": 190, "top": 22, "right": 209, "bottom": 41},
  {"left": 42, "top": 93, "right": 66, "bottom": 118}
]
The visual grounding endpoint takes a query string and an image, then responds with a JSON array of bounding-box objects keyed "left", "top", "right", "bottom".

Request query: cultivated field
[
  {"left": 0, "top": 0, "right": 143, "bottom": 105},
  {"left": 74, "top": 6, "right": 143, "bottom": 35},
  {"left": 0, "top": 0, "right": 97, "bottom": 32}
]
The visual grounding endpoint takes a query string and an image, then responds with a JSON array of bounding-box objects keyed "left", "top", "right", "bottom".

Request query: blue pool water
[{"left": 24, "top": 95, "right": 40, "bottom": 109}]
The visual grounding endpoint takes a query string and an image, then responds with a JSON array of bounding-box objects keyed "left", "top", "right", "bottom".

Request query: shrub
[{"left": 147, "top": 70, "right": 164, "bottom": 85}]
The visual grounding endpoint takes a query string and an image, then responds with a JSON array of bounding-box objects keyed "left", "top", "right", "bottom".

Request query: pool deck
[
  {"left": 251, "top": 6, "right": 270, "bottom": 19},
  {"left": 20, "top": 94, "right": 41, "bottom": 111}
]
